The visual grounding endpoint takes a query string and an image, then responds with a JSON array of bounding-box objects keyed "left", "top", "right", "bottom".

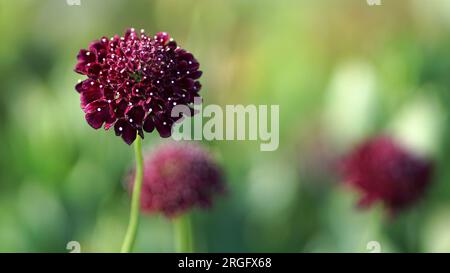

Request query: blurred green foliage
[{"left": 1, "top": 0, "right": 450, "bottom": 252}]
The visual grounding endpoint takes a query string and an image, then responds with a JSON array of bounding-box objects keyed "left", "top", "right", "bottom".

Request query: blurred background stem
[
  {"left": 175, "top": 214, "right": 194, "bottom": 253},
  {"left": 120, "top": 137, "right": 144, "bottom": 253}
]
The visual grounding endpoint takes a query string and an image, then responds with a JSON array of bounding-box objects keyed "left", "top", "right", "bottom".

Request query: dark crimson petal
[
  {"left": 114, "top": 119, "right": 127, "bottom": 136},
  {"left": 129, "top": 96, "right": 143, "bottom": 105},
  {"left": 89, "top": 40, "right": 107, "bottom": 53},
  {"left": 97, "top": 49, "right": 108, "bottom": 64},
  {"left": 167, "top": 41, "right": 177, "bottom": 50},
  {"left": 126, "top": 105, "right": 145, "bottom": 126},
  {"left": 85, "top": 111, "right": 105, "bottom": 129},
  {"left": 114, "top": 99, "right": 128, "bottom": 118},
  {"left": 132, "top": 84, "right": 146, "bottom": 96},
  {"left": 87, "top": 63, "right": 102, "bottom": 77},
  {"left": 143, "top": 97, "right": 163, "bottom": 113},
  {"left": 178, "top": 78, "right": 194, "bottom": 89},
  {"left": 143, "top": 115, "right": 155, "bottom": 133},
  {"left": 80, "top": 82, "right": 103, "bottom": 109},
  {"left": 103, "top": 86, "right": 115, "bottom": 100},
  {"left": 189, "top": 70, "right": 202, "bottom": 80},
  {"left": 75, "top": 81, "right": 85, "bottom": 93},
  {"left": 103, "top": 104, "right": 117, "bottom": 130},
  {"left": 154, "top": 112, "right": 173, "bottom": 138},
  {"left": 75, "top": 49, "right": 96, "bottom": 74},
  {"left": 77, "top": 49, "right": 96, "bottom": 63},
  {"left": 85, "top": 110, "right": 107, "bottom": 129},
  {"left": 156, "top": 32, "right": 170, "bottom": 45},
  {"left": 75, "top": 63, "right": 87, "bottom": 75},
  {"left": 121, "top": 123, "right": 137, "bottom": 145},
  {"left": 84, "top": 99, "right": 108, "bottom": 113},
  {"left": 178, "top": 51, "right": 194, "bottom": 62},
  {"left": 177, "top": 60, "right": 188, "bottom": 72},
  {"left": 124, "top": 28, "right": 137, "bottom": 40},
  {"left": 188, "top": 61, "right": 200, "bottom": 71},
  {"left": 84, "top": 100, "right": 112, "bottom": 129},
  {"left": 193, "top": 81, "right": 202, "bottom": 92},
  {"left": 114, "top": 118, "right": 137, "bottom": 145}
]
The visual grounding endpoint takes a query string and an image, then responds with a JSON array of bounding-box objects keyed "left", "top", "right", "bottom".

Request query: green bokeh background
[{"left": 1, "top": 0, "right": 450, "bottom": 252}]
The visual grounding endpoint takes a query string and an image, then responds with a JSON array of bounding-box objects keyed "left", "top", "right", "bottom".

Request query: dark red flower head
[
  {"left": 74, "top": 28, "right": 202, "bottom": 144},
  {"left": 340, "top": 136, "right": 433, "bottom": 214},
  {"left": 129, "top": 142, "right": 225, "bottom": 217}
]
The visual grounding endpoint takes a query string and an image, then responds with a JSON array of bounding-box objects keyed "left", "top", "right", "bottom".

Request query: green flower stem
[
  {"left": 174, "top": 213, "right": 194, "bottom": 253},
  {"left": 121, "top": 136, "right": 144, "bottom": 253}
]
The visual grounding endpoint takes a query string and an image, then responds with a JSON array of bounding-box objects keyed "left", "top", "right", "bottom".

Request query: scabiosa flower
[
  {"left": 74, "top": 28, "right": 202, "bottom": 144},
  {"left": 340, "top": 136, "right": 433, "bottom": 213},
  {"left": 129, "top": 143, "right": 225, "bottom": 217}
]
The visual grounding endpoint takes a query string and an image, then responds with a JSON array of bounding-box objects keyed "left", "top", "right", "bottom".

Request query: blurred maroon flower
[
  {"left": 74, "top": 28, "right": 202, "bottom": 144},
  {"left": 129, "top": 143, "right": 225, "bottom": 217},
  {"left": 340, "top": 136, "right": 433, "bottom": 214}
]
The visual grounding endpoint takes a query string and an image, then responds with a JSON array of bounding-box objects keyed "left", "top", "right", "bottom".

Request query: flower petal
[
  {"left": 114, "top": 118, "right": 137, "bottom": 145},
  {"left": 143, "top": 115, "right": 155, "bottom": 133},
  {"left": 80, "top": 81, "right": 103, "bottom": 109},
  {"left": 126, "top": 105, "right": 145, "bottom": 127},
  {"left": 154, "top": 112, "right": 173, "bottom": 138},
  {"left": 84, "top": 100, "right": 114, "bottom": 129}
]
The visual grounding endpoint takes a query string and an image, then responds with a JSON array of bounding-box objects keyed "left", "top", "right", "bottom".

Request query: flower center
[{"left": 129, "top": 70, "right": 144, "bottom": 83}]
